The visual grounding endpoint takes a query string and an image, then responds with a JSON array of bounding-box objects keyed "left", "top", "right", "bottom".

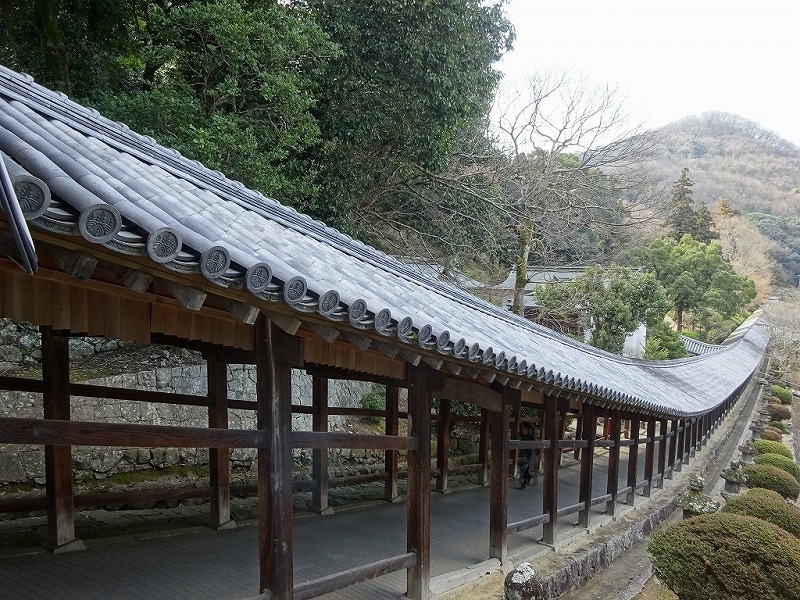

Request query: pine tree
[
  {"left": 668, "top": 168, "right": 696, "bottom": 239},
  {"left": 692, "top": 201, "right": 717, "bottom": 243}
]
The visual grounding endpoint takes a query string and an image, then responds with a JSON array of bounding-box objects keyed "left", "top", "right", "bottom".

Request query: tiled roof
[
  {"left": 0, "top": 66, "right": 768, "bottom": 418},
  {"left": 679, "top": 335, "right": 723, "bottom": 356}
]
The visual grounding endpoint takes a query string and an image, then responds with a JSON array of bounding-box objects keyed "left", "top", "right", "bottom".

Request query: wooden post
[
  {"left": 674, "top": 419, "right": 685, "bottom": 473},
  {"left": 477, "top": 408, "right": 490, "bottom": 487},
  {"left": 489, "top": 385, "right": 512, "bottom": 563},
  {"left": 42, "top": 327, "right": 83, "bottom": 553},
  {"left": 578, "top": 404, "right": 596, "bottom": 528},
  {"left": 508, "top": 394, "right": 522, "bottom": 477},
  {"left": 689, "top": 418, "right": 698, "bottom": 457},
  {"left": 684, "top": 419, "right": 693, "bottom": 464},
  {"left": 643, "top": 419, "right": 656, "bottom": 498},
  {"left": 384, "top": 385, "right": 401, "bottom": 501},
  {"left": 208, "top": 354, "right": 234, "bottom": 529},
  {"left": 407, "top": 365, "right": 433, "bottom": 600},
  {"left": 542, "top": 394, "right": 560, "bottom": 545},
  {"left": 573, "top": 408, "right": 583, "bottom": 461},
  {"left": 625, "top": 417, "right": 640, "bottom": 505},
  {"left": 257, "top": 317, "right": 296, "bottom": 598},
  {"left": 435, "top": 398, "right": 451, "bottom": 493},
  {"left": 667, "top": 419, "right": 678, "bottom": 478},
  {"left": 605, "top": 410, "right": 621, "bottom": 516},
  {"left": 311, "top": 375, "right": 333, "bottom": 515},
  {"left": 656, "top": 419, "right": 667, "bottom": 488}
]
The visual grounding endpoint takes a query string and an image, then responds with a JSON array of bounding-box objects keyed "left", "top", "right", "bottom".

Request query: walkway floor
[{"left": 0, "top": 456, "right": 628, "bottom": 600}]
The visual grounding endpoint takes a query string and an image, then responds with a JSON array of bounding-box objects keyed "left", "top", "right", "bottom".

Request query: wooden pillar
[
  {"left": 508, "top": 395, "right": 522, "bottom": 477},
  {"left": 689, "top": 418, "right": 698, "bottom": 457},
  {"left": 489, "top": 385, "right": 512, "bottom": 563},
  {"left": 311, "top": 375, "right": 333, "bottom": 514},
  {"left": 684, "top": 419, "right": 693, "bottom": 463},
  {"left": 435, "top": 398, "right": 451, "bottom": 493},
  {"left": 542, "top": 395, "right": 560, "bottom": 545},
  {"left": 384, "top": 385, "right": 401, "bottom": 501},
  {"left": 573, "top": 408, "right": 584, "bottom": 460},
  {"left": 407, "top": 365, "right": 433, "bottom": 600},
  {"left": 578, "top": 404, "right": 596, "bottom": 528},
  {"left": 656, "top": 419, "right": 667, "bottom": 489},
  {"left": 674, "top": 419, "right": 685, "bottom": 473},
  {"left": 477, "top": 408, "right": 490, "bottom": 487},
  {"left": 605, "top": 410, "right": 621, "bottom": 516},
  {"left": 42, "top": 327, "right": 83, "bottom": 553},
  {"left": 208, "top": 354, "right": 234, "bottom": 529},
  {"left": 625, "top": 417, "right": 640, "bottom": 505},
  {"left": 666, "top": 419, "right": 678, "bottom": 479},
  {"left": 257, "top": 317, "right": 296, "bottom": 598},
  {"left": 643, "top": 419, "right": 656, "bottom": 497}
]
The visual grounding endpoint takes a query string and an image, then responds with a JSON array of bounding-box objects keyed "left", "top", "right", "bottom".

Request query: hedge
[
  {"left": 649, "top": 512, "right": 800, "bottom": 600},
  {"left": 770, "top": 420, "right": 790, "bottom": 434},
  {"left": 761, "top": 427, "right": 783, "bottom": 442},
  {"left": 769, "top": 404, "right": 792, "bottom": 421},
  {"left": 722, "top": 487, "right": 800, "bottom": 538},
  {"left": 754, "top": 439, "right": 793, "bottom": 459},
  {"left": 743, "top": 463, "right": 800, "bottom": 500},
  {"left": 754, "top": 453, "right": 800, "bottom": 483},
  {"left": 771, "top": 384, "right": 794, "bottom": 405}
]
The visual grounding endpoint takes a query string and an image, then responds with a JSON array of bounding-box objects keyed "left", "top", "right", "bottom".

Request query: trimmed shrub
[
  {"left": 772, "top": 384, "right": 794, "bottom": 404},
  {"left": 722, "top": 487, "right": 800, "bottom": 538},
  {"left": 769, "top": 404, "right": 792, "bottom": 421},
  {"left": 754, "top": 439, "right": 793, "bottom": 459},
  {"left": 762, "top": 427, "right": 784, "bottom": 442},
  {"left": 754, "top": 453, "right": 800, "bottom": 483},
  {"left": 770, "top": 420, "right": 791, "bottom": 434},
  {"left": 649, "top": 512, "right": 800, "bottom": 600},
  {"left": 743, "top": 463, "right": 800, "bottom": 500}
]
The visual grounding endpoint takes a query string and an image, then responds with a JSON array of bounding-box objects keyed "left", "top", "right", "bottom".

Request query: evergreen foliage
[
  {"left": 754, "top": 453, "right": 800, "bottom": 483},
  {"left": 644, "top": 321, "right": 689, "bottom": 360},
  {"left": 743, "top": 464, "right": 800, "bottom": 500},
  {"left": 648, "top": 512, "right": 800, "bottom": 600},
  {"left": 721, "top": 487, "right": 800, "bottom": 538},
  {"left": 754, "top": 439, "right": 793, "bottom": 459},
  {"left": 771, "top": 384, "right": 793, "bottom": 404}
]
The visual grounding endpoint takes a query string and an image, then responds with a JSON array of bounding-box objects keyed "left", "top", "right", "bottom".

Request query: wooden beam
[
  {"left": 41, "top": 327, "right": 83, "bottom": 553},
  {"left": 306, "top": 323, "right": 339, "bottom": 343},
  {"left": 406, "top": 364, "right": 432, "bottom": 600},
  {"left": 440, "top": 376, "right": 502, "bottom": 412},
  {"left": 257, "top": 317, "right": 295, "bottom": 598},
  {"left": 578, "top": 404, "right": 597, "bottom": 528},
  {"left": 0, "top": 417, "right": 265, "bottom": 448},
  {"left": 208, "top": 354, "right": 234, "bottom": 530},
  {"left": 656, "top": 419, "right": 668, "bottom": 488},
  {"left": 626, "top": 417, "right": 640, "bottom": 505},
  {"left": 435, "top": 398, "right": 451, "bottom": 493},
  {"left": 542, "top": 394, "right": 560, "bottom": 545},
  {"left": 311, "top": 375, "right": 332, "bottom": 515},
  {"left": 343, "top": 332, "right": 372, "bottom": 352},
  {"left": 223, "top": 298, "right": 260, "bottom": 324},
  {"left": 265, "top": 309, "right": 301, "bottom": 336},
  {"left": 48, "top": 246, "right": 97, "bottom": 279},
  {"left": 489, "top": 385, "right": 512, "bottom": 563},
  {"left": 605, "top": 410, "right": 622, "bottom": 516},
  {"left": 385, "top": 385, "right": 401, "bottom": 502},
  {"left": 161, "top": 279, "right": 206, "bottom": 310},
  {"left": 643, "top": 419, "right": 656, "bottom": 498}
]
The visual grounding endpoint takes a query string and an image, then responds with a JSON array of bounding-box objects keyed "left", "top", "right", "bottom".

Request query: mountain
[
  {"left": 644, "top": 112, "right": 800, "bottom": 284},
  {"left": 646, "top": 112, "right": 800, "bottom": 216}
]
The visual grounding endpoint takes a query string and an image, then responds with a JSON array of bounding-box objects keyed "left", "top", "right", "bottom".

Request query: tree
[
  {"left": 644, "top": 321, "right": 688, "bottom": 360},
  {"left": 533, "top": 265, "right": 670, "bottom": 354},
  {"left": 492, "top": 72, "right": 664, "bottom": 315},
  {"left": 667, "top": 167, "right": 696, "bottom": 238},
  {"left": 631, "top": 235, "right": 756, "bottom": 335},
  {"left": 295, "top": 0, "right": 514, "bottom": 233}
]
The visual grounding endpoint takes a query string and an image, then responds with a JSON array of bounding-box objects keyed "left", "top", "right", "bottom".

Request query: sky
[{"left": 498, "top": 0, "right": 800, "bottom": 146}]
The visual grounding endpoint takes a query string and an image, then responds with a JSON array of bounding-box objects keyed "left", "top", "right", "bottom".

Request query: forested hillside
[
  {"left": 646, "top": 112, "right": 800, "bottom": 283},
  {"left": 647, "top": 112, "right": 800, "bottom": 216}
]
